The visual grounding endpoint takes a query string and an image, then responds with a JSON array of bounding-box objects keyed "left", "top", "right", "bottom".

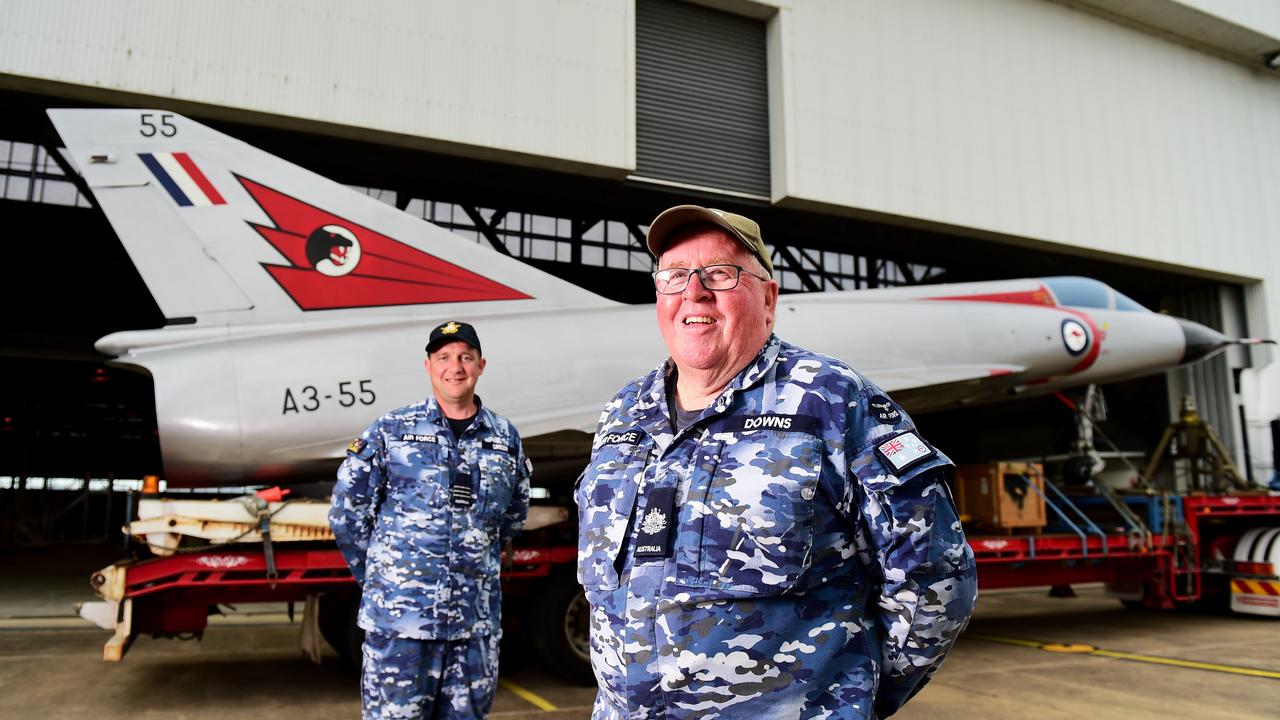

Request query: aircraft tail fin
[{"left": 47, "top": 109, "right": 611, "bottom": 326}]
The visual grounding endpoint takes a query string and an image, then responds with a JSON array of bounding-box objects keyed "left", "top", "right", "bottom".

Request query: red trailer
[{"left": 80, "top": 487, "right": 1280, "bottom": 684}]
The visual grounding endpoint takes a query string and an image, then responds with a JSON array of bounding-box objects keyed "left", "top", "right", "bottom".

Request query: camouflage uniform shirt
[
  {"left": 331, "top": 396, "right": 531, "bottom": 640},
  {"left": 575, "top": 335, "right": 977, "bottom": 719}
]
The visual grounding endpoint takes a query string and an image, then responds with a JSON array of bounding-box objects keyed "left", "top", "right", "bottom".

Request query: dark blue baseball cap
[{"left": 425, "top": 320, "right": 481, "bottom": 354}]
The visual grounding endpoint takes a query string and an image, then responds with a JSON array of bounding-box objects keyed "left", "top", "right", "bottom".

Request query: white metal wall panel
[
  {"left": 1174, "top": 0, "right": 1280, "bottom": 39},
  {"left": 768, "top": 0, "right": 1280, "bottom": 339},
  {"left": 0, "top": 0, "right": 635, "bottom": 174}
]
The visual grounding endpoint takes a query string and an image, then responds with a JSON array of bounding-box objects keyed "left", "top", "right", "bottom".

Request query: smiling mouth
[{"left": 683, "top": 316, "right": 715, "bottom": 325}]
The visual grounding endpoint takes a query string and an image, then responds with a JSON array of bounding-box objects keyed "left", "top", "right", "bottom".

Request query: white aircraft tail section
[{"left": 48, "top": 109, "right": 612, "bottom": 326}]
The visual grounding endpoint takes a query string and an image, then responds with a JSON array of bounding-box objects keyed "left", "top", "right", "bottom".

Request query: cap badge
[{"left": 441, "top": 322, "right": 461, "bottom": 334}]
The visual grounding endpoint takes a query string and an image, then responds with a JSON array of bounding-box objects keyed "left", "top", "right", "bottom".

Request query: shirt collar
[
  {"left": 424, "top": 394, "right": 489, "bottom": 430},
  {"left": 631, "top": 334, "right": 782, "bottom": 445}
]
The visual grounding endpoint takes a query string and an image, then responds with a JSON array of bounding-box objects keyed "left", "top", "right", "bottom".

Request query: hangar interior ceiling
[{"left": 0, "top": 88, "right": 1250, "bottom": 544}]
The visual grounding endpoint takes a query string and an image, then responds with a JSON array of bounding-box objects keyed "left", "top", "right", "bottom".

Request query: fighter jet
[{"left": 47, "top": 109, "right": 1265, "bottom": 487}]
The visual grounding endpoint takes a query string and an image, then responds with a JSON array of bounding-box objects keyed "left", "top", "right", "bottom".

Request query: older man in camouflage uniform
[
  {"left": 332, "top": 321, "right": 531, "bottom": 720},
  {"left": 575, "top": 206, "right": 977, "bottom": 719}
]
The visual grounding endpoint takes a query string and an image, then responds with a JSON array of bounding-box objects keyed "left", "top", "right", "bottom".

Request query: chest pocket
[
  {"left": 576, "top": 441, "right": 646, "bottom": 591},
  {"left": 383, "top": 437, "right": 448, "bottom": 510},
  {"left": 674, "top": 429, "right": 823, "bottom": 596}
]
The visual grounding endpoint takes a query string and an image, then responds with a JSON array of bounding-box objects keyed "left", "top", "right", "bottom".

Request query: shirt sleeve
[
  {"left": 328, "top": 422, "right": 385, "bottom": 586},
  {"left": 501, "top": 434, "right": 532, "bottom": 542},
  {"left": 845, "top": 395, "right": 978, "bottom": 717}
]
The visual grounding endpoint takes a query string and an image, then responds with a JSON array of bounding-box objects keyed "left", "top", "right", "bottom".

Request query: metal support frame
[
  {"left": 3, "top": 477, "right": 126, "bottom": 547},
  {"left": 0, "top": 140, "right": 90, "bottom": 206},
  {"left": 402, "top": 197, "right": 948, "bottom": 294},
  {"left": 460, "top": 206, "right": 514, "bottom": 256},
  {"left": 1142, "top": 396, "right": 1249, "bottom": 492}
]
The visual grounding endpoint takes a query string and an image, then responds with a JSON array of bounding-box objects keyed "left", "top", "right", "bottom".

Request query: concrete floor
[{"left": 2, "top": 547, "right": 1277, "bottom": 719}]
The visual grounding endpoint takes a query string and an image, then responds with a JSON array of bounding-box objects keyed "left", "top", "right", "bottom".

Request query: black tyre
[
  {"left": 528, "top": 572, "right": 595, "bottom": 685},
  {"left": 318, "top": 591, "right": 364, "bottom": 673}
]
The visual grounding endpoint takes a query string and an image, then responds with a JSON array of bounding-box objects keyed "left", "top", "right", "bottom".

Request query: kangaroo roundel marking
[
  {"left": 307, "top": 224, "right": 362, "bottom": 277},
  {"left": 1061, "top": 318, "right": 1090, "bottom": 356}
]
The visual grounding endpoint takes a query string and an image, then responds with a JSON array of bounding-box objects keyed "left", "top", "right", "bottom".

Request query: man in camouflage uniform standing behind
[
  {"left": 332, "top": 321, "right": 530, "bottom": 719},
  {"left": 576, "top": 206, "right": 977, "bottom": 719}
]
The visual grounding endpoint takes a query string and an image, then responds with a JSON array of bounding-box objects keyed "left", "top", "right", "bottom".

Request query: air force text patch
[
  {"left": 601, "top": 429, "right": 644, "bottom": 446},
  {"left": 401, "top": 434, "right": 440, "bottom": 443},
  {"left": 875, "top": 430, "right": 936, "bottom": 474}
]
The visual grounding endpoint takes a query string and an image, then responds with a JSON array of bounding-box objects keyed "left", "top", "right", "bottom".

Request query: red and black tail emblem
[{"left": 237, "top": 175, "right": 530, "bottom": 310}]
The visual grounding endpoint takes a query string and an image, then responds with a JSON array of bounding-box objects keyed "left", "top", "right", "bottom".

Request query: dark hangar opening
[{"left": 0, "top": 89, "right": 1238, "bottom": 546}]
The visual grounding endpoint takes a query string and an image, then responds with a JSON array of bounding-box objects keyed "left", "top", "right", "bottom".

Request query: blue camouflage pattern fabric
[
  {"left": 331, "top": 396, "right": 531, "bottom": 640},
  {"left": 575, "top": 335, "right": 977, "bottom": 719},
  {"left": 361, "top": 630, "right": 501, "bottom": 720}
]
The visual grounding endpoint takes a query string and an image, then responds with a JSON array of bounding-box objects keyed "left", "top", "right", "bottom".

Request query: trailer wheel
[
  {"left": 318, "top": 592, "right": 364, "bottom": 673},
  {"left": 529, "top": 572, "right": 595, "bottom": 685}
]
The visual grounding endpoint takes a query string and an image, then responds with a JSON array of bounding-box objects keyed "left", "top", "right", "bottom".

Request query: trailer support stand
[{"left": 103, "top": 598, "right": 133, "bottom": 662}]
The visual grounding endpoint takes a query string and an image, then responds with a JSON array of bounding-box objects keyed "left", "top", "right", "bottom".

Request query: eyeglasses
[{"left": 652, "top": 264, "right": 768, "bottom": 295}]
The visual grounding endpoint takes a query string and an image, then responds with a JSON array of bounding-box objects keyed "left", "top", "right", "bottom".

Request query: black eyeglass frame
[{"left": 651, "top": 264, "right": 770, "bottom": 295}]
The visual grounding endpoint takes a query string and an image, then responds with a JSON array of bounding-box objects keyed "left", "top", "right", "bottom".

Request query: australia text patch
[
  {"left": 401, "top": 434, "right": 440, "bottom": 443},
  {"left": 634, "top": 486, "right": 676, "bottom": 558},
  {"left": 875, "top": 430, "right": 936, "bottom": 474},
  {"left": 712, "top": 414, "right": 820, "bottom": 436},
  {"left": 868, "top": 395, "right": 902, "bottom": 424},
  {"left": 601, "top": 429, "right": 644, "bottom": 446}
]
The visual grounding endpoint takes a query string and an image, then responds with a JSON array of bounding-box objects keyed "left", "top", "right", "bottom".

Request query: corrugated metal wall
[
  {"left": 634, "top": 0, "right": 770, "bottom": 197},
  {"left": 1163, "top": 286, "right": 1248, "bottom": 484}
]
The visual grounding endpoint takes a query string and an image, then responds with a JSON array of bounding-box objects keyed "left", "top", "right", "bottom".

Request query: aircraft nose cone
[{"left": 1176, "top": 317, "right": 1233, "bottom": 364}]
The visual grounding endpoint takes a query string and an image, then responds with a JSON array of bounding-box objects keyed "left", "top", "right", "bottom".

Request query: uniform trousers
[{"left": 361, "top": 630, "right": 501, "bottom": 720}]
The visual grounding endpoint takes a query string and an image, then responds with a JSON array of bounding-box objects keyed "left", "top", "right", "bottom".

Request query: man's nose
[{"left": 680, "top": 270, "right": 713, "bottom": 300}]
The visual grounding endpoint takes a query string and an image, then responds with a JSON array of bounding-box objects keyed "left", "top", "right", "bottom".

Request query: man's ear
[{"left": 763, "top": 280, "right": 779, "bottom": 328}]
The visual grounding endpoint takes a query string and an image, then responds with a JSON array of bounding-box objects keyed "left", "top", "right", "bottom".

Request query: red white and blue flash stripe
[{"left": 138, "top": 152, "right": 226, "bottom": 207}]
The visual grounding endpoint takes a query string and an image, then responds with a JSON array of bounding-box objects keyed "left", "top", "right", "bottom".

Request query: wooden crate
[{"left": 953, "top": 462, "right": 1047, "bottom": 530}]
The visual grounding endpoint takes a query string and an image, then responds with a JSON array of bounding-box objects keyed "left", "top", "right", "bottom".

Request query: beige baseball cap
[{"left": 645, "top": 205, "right": 774, "bottom": 277}]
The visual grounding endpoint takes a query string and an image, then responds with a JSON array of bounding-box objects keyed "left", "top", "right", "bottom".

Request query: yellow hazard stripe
[
  {"left": 498, "top": 678, "right": 558, "bottom": 711},
  {"left": 1232, "top": 578, "right": 1280, "bottom": 596},
  {"left": 966, "top": 634, "right": 1280, "bottom": 680}
]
